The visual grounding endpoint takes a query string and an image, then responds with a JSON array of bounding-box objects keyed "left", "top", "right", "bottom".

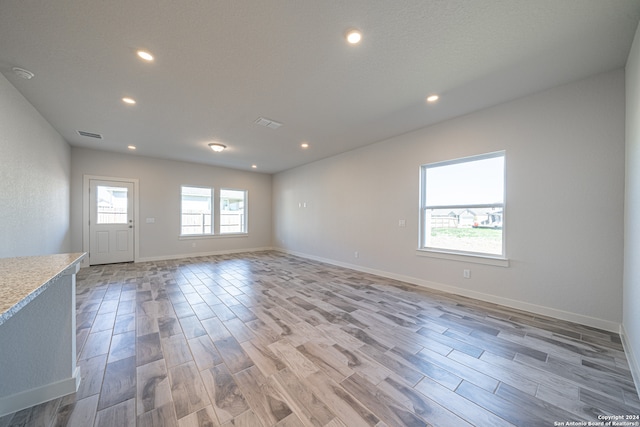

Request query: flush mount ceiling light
[
  {"left": 128, "top": 145, "right": 136, "bottom": 150},
  {"left": 251, "top": 164, "right": 257, "bottom": 169},
  {"left": 208, "top": 143, "right": 226, "bottom": 152},
  {"left": 122, "top": 97, "right": 136, "bottom": 104},
  {"left": 426, "top": 94, "right": 439, "bottom": 103},
  {"left": 301, "top": 143, "right": 309, "bottom": 149},
  {"left": 345, "top": 29, "right": 362, "bottom": 45},
  {"left": 136, "top": 50, "right": 154, "bottom": 61},
  {"left": 12, "top": 67, "right": 35, "bottom": 79}
]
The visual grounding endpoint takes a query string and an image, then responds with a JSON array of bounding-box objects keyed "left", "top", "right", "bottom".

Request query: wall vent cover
[{"left": 77, "top": 130, "right": 103, "bottom": 139}]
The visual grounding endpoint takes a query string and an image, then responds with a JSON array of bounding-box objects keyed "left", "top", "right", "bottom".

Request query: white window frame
[
  {"left": 418, "top": 151, "right": 508, "bottom": 266},
  {"left": 219, "top": 188, "right": 248, "bottom": 235},
  {"left": 180, "top": 185, "right": 213, "bottom": 236}
]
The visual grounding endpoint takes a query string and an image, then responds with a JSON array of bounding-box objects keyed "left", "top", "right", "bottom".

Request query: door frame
[{"left": 82, "top": 175, "right": 140, "bottom": 267}]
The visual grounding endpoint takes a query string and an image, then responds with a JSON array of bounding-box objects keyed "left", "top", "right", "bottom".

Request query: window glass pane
[
  {"left": 421, "top": 152, "right": 505, "bottom": 257},
  {"left": 96, "top": 185, "right": 128, "bottom": 224},
  {"left": 425, "top": 155, "right": 504, "bottom": 206},
  {"left": 220, "top": 189, "right": 246, "bottom": 234},
  {"left": 424, "top": 207, "right": 503, "bottom": 255},
  {"left": 181, "top": 186, "right": 212, "bottom": 235}
]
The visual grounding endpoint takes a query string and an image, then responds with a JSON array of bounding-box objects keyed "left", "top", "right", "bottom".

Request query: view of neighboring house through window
[
  {"left": 181, "top": 186, "right": 212, "bottom": 235},
  {"left": 220, "top": 189, "right": 247, "bottom": 234},
  {"left": 420, "top": 151, "right": 505, "bottom": 257},
  {"left": 97, "top": 185, "right": 128, "bottom": 224}
]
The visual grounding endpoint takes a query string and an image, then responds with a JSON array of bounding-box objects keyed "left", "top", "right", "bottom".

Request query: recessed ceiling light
[
  {"left": 208, "top": 143, "right": 226, "bottom": 152},
  {"left": 346, "top": 29, "right": 362, "bottom": 45},
  {"left": 136, "top": 50, "right": 154, "bottom": 61},
  {"left": 251, "top": 164, "right": 257, "bottom": 169},
  {"left": 301, "top": 143, "right": 309, "bottom": 149},
  {"left": 122, "top": 97, "right": 136, "bottom": 105},
  {"left": 128, "top": 145, "right": 136, "bottom": 150},
  {"left": 426, "top": 95, "right": 439, "bottom": 103}
]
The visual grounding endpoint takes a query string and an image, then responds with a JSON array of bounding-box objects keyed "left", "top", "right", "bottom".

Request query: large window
[
  {"left": 181, "top": 186, "right": 212, "bottom": 235},
  {"left": 220, "top": 189, "right": 247, "bottom": 234},
  {"left": 420, "top": 151, "right": 505, "bottom": 257}
]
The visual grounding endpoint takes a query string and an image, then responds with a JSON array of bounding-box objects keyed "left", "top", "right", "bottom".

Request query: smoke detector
[{"left": 12, "top": 67, "right": 35, "bottom": 80}]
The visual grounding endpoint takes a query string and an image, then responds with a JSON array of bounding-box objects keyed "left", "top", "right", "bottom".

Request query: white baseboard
[
  {"left": 621, "top": 324, "right": 640, "bottom": 398},
  {"left": 276, "top": 248, "right": 621, "bottom": 333},
  {"left": 136, "top": 246, "right": 274, "bottom": 263},
  {"left": 0, "top": 367, "right": 80, "bottom": 417}
]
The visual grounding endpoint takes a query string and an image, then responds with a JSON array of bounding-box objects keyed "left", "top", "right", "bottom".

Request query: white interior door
[{"left": 89, "top": 179, "right": 134, "bottom": 265}]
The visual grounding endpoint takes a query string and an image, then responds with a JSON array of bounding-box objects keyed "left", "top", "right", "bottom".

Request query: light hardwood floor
[{"left": 2, "top": 251, "right": 639, "bottom": 426}]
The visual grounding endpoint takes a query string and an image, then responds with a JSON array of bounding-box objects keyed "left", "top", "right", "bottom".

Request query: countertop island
[
  {"left": 0, "top": 252, "right": 86, "bottom": 417},
  {"left": 0, "top": 253, "right": 86, "bottom": 325}
]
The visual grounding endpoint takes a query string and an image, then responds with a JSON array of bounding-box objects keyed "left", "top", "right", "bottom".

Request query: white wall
[
  {"left": 274, "top": 69, "right": 625, "bottom": 331},
  {"left": 70, "top": 147, "right": 272, "bottom": 261},
  {"left": 624, "top": 21, "right": 640, "bottom": 393},
  {"left": 0, "top": 74, "right": 70, "bottom": 258}
]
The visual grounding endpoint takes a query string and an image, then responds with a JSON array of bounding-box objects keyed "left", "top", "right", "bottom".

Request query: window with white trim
[
  {"left": 180, "top": 186, "right": 212, "bottom": 235},
  {"left": 220, "top": 189, "right": 247, "bottom": 234},
  {"left": 420, "top": 151, "right": 505, "bottom": 257}
]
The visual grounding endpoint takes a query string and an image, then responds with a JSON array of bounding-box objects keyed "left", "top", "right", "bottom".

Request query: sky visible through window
[{"left": 425, "top": 156, "right": 504, "bottom": 207}]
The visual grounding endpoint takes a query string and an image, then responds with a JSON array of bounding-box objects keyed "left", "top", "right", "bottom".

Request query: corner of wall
[
  {"left": 621, "top": 324, "right": 640, "bottom": 398},
  {"left": 623, "top": 19, "right": 640, "bottom": 402}
]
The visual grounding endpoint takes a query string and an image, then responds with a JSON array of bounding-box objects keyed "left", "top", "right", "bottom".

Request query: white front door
[{"left": 89, "top": 179, "right": 134, "bottom": 265}]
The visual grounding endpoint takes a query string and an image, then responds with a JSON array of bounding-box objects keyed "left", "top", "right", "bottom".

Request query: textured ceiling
[{"left": 1, "top": 0, "right": 639, "bottom": 173}]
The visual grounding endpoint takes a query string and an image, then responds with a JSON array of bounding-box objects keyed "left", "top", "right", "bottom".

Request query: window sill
[
  {"left": 179, "top": 233, "right": 248, "bottom": 240},
  {"left": 416, "top": 249, "right": 509, "bottom": 267}
]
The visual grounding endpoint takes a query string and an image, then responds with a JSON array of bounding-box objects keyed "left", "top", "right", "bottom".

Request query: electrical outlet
[
  {"left": 463, "top": 269, "right": 471, "bottom": 279},
  {"left": 354, "top": 251, "right": 359, "bottom": 258}
]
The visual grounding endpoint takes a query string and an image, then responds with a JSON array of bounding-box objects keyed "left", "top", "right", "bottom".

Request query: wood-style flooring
[{"left": 1, "top": 251, "right": 639, "bottom": 426}]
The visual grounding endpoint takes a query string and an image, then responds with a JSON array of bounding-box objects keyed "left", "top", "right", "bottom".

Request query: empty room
[{"left": 2, "top": 1, "right": 640, "bottom": 426}]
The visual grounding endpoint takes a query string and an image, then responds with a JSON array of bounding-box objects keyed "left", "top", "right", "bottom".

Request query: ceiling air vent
[
  {"left": 77, "top": 130, "right": 103, "bottom": 139},
  {"left": 254, "top": 117, "right": 282, "bottom": 130}
]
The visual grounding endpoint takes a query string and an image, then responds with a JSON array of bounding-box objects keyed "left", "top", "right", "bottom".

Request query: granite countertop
[{"left": 0, "top": 253, "right": 86, "bottom": 326}]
